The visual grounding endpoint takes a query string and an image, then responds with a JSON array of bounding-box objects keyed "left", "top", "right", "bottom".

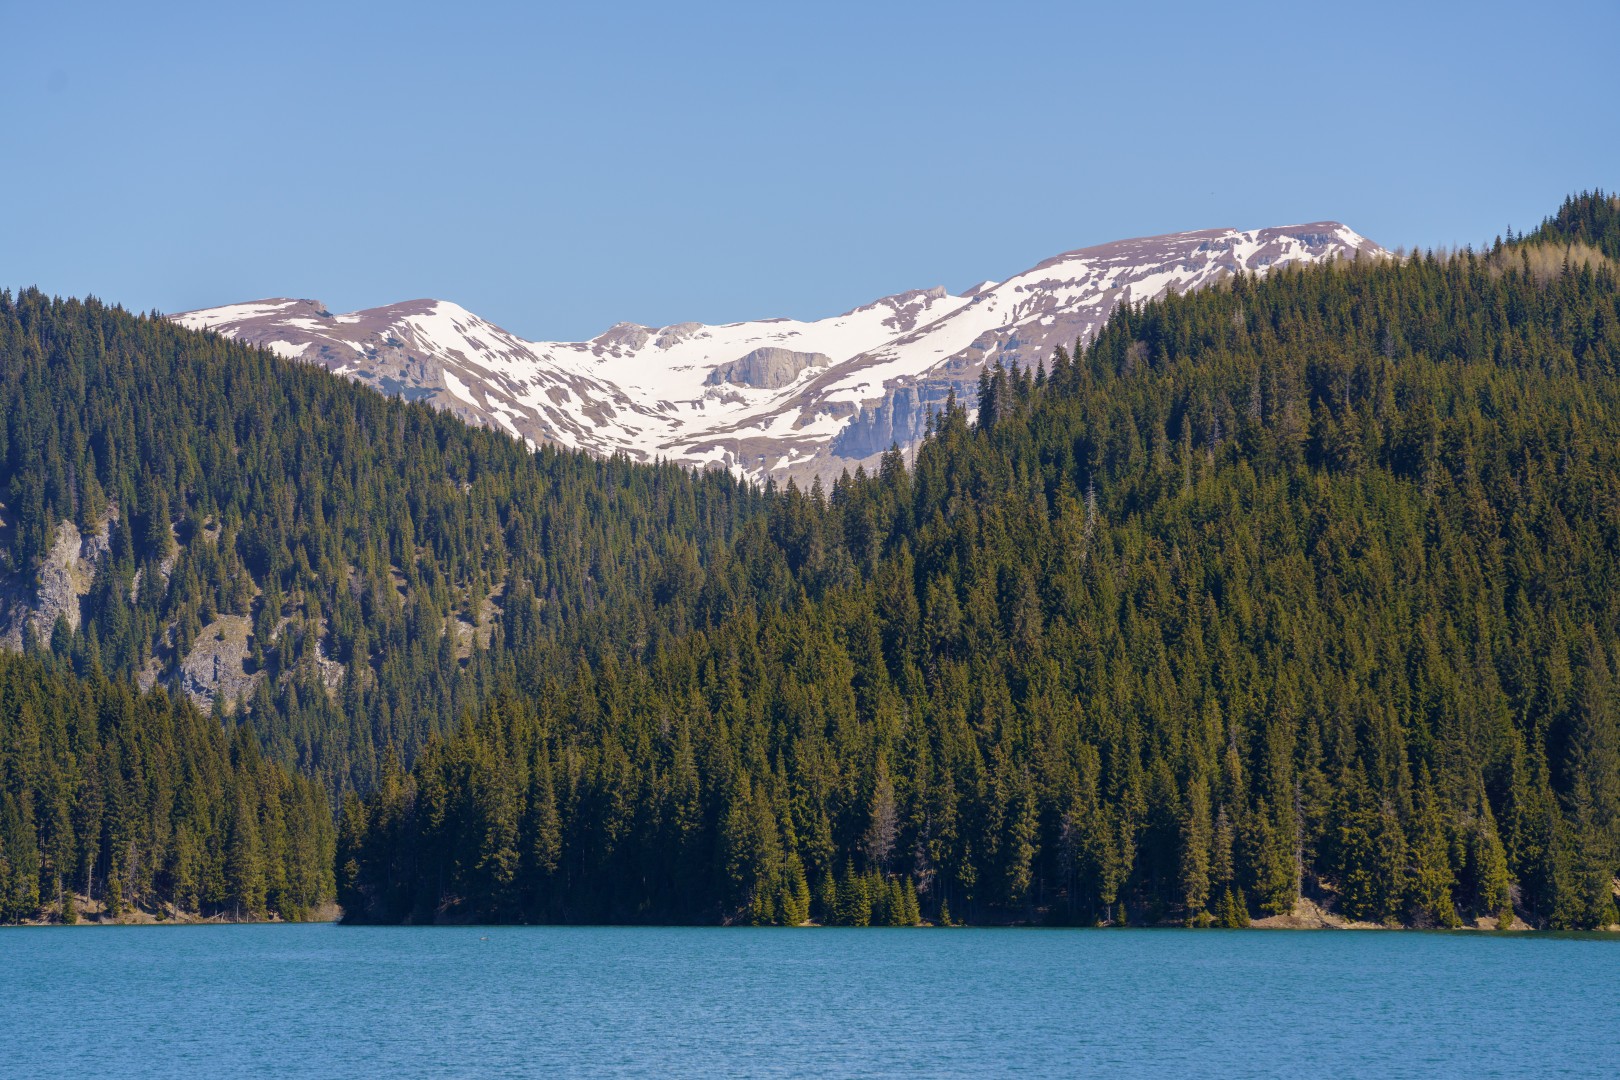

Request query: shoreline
[
  {"left": 14, "top": 895, "right": 342, "bottom": 927},
  {"left": 9, "top": 896, "right": 1615, "bottom": 932}
]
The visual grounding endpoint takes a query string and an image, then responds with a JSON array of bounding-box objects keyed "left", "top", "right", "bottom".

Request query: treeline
[
  {"left": 0, "top": 650, "right": 332, "bottom": 922},
  {"left": 340, "top": 193, "right": 1620, "bottom": 928},
  {"left": 0, "top": 289, "right": 765, "bottom": 793},
  {"left": 1523, "top": 187, "right": 1620, "bottom": 258}
]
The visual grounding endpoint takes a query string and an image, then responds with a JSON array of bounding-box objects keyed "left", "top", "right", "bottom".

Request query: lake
[{"left": 1, "top": 925, "right": 1614, "bottom": 1077}]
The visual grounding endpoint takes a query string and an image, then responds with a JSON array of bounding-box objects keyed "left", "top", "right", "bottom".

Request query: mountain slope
[
  {"left": 5, "top": 194, "right": 1618, "bottom": 930},
  {"left": 175, "top": 223, "right": 1384, "bottom": 480},
  {"left": 340, "top": 198, "right": 1620, "bottom": 929},
  {"left": 0, "top": 288, "right": 766, "bottom": 794}
]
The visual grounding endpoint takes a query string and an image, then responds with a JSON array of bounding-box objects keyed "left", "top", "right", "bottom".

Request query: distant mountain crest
[{"left": 173, "top": 221, "right": 1385, "bottom": 480}]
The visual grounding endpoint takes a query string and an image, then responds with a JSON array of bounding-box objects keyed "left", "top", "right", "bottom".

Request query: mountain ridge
[{"left": 174, "top": 221, "right": 1386, "bottom": 479}]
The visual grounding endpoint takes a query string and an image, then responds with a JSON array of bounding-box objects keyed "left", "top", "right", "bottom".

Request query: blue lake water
[{"left": 1, "top": 925, "right": 1615, "bottom": 1077}]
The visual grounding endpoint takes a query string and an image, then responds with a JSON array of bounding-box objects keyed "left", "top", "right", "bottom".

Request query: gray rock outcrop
[
  {"left": 0, "top": 512, "right": 117, "bottom": 650},
  {"left": 706, "top": 348, "right": 830, "bottom": 390},
  {"left": 178, "top": 614, "right": 259, "bottom": 709},
  {"left": 831, "top": 379, "right": 961, "bottom": 459}
]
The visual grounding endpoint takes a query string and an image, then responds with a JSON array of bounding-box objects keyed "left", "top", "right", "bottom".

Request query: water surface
[{"left": 2, "top": 925, "right": 1614, "bottom": 1077}]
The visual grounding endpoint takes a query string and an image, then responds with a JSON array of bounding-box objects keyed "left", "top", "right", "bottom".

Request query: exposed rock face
[
  {"left": 0, "top": 508, "right": 270, "bottom": 712},
  {"left": 178, "top": 615, "right": 258, "bottom": 710},
  {"left": 313, "top": 621, "right": 345, "bottom": 693},
  {"left": 174, "top": 221, "right": 1386, "bottom": 482},
  {"left": 0, "top": 513, "right": 116, "bottom": 650},
  {"left": 0, "top": 511, "right": 518, "bottom": 716},
  {"left": 705, "top": 348, "right": 830, "bottom": 390},
  {"left": 32, "top": 522, "right": 89, "bottom": 636},
  {"left": 831, "top": 380, "right": 959, "bottom": 459}
]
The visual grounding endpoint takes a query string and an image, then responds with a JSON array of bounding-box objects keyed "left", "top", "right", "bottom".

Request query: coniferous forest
[
  {"left": 0, "top": 650, "right": 331, "bottom": 922},
  {"left": 3, "top": 192, "right": 1620, "bottom": 928}
]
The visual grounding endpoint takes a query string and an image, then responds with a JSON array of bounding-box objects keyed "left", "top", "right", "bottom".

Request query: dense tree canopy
[
  {"left": 0, "top": 650, "right": 331, "bottom": 922},
  {"left": 1525, "top": 187, "right": 1620, "bottom": 257}
]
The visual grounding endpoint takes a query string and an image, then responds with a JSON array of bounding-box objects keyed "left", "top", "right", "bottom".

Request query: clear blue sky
[{"left": 3, "top": 0, "right": 1616, "bottom": 341}]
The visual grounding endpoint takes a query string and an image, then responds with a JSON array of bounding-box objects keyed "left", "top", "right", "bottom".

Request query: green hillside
[
  {"left": 0, "top": 290, "right": 765, "bottom": 794},
  {"left": 341, "top": 192, "right": 1620, "bottom": 928}
]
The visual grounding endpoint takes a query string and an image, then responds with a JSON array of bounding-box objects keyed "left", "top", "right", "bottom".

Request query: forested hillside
[
  {"left": 0, "top": 292, "right": 765, "bottom": 794},
  {"left": 0, "top": 650, "right": 331, "bottom": 922},
  {"left": 4, "top": 193, "right": 1619, "bottom": 929},
  {"left": 340, "top": 192, "right": 1620, "bottom": 929},
  {"left": 1525, "top": 189, "right": 1620, "bottom": 258}
]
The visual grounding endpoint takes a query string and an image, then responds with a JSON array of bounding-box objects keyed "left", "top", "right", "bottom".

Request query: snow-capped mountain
[{"left": 173, "top": 222, "right": 1385, "bottom": 481}]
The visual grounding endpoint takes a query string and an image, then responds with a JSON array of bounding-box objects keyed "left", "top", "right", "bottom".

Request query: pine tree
[
  {"left": 225, "top": 794, "right": 266, "bottom": 920},
  {"left": 1405, "top": 768, "right": 1460, "bottom": 928},
  {"left": 1250, "top": 799, "right": 1299, "bottom": 918},
  {"left": 834, "top": 860, "right": 871, "bottom": 927},
  {"left": 815, "top": 867, "right": 837, "bottom": 925},
  {"left": 1215, "top": 887, "right": 1250, "bottom": 929},
  {"left": 901, "top": 877, "right": 922, "bottom": 926},
  {"left": 1180, "top": 777, "right": 1213, "bottom": 923}
]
